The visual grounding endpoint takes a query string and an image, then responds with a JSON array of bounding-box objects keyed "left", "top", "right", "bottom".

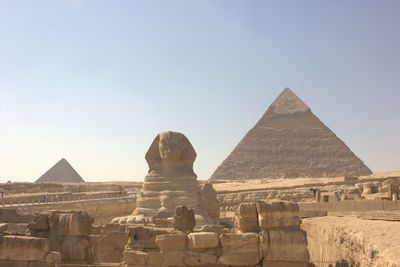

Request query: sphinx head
[
  {"left": 158, "top": 131, "right": 187, "bottom": 161},
  {"left": 145, "top": 131, "right": 196, "bottom": 175}
]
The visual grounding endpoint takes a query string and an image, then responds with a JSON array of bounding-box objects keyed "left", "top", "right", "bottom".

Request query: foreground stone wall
[
  {"left": 123, "top": 201, "right": 310, "bottom": 267},
  {"left": 0, "top": 235, "right": 49, "bottom": 261},
  {"left": 28, "top": 210, "right": 95, "bottom": 264},
  {"left": 1, "top": 201, "right": 310, "bottom": 266}
]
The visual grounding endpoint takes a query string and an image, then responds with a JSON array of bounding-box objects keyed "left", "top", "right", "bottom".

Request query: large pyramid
[
  {"left": 210, "top": 88, "right": 372, "bottom": 180},
  {"left": 35, "top": 158, "right": 85, "bottom": 183}
]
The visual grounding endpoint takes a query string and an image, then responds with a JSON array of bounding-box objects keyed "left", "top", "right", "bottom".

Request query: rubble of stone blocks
[
  {"left": 0, "top": 231, "right": 59, "bottom": 267},
  {"left": 122, "top": 201, "right": 310, "bottom": 267},
  {"left": 0, "top": 202, "right": 309, "bottom": 266},
  {"left": 27, "top": 210, "right": 94, "bottom": 265},
  {"left": 0, "top": 210, "right": 95, "bottom": 266}
]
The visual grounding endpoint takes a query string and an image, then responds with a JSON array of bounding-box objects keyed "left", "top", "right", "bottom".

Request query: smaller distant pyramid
[{"left": 36, "top": 158, "right": 85, "bottom": 183}]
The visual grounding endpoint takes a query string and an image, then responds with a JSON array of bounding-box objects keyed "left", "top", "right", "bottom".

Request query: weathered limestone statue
[{"left": 113, "top": 131, "right": 219, "bottom": 226}]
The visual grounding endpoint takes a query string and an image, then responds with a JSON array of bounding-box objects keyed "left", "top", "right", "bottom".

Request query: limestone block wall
[
  {"left": 5, "top": 197, "right": 136, "bottom": 226},
  {"left": 218, "top": 188, "right": 314, "bottom": 213},
  {"left": 302, "top": 216, "right": 400, "bottom": 266},
  {"left": 299, "top": 199, "right": 400, "bottom": 213},
  {"left": 0, "top": 181, "right": 142, "bottom": 195},
  {"left": 96, "top": 224, "right": 129, "bottom": 263},
  {"left": 122, "top": 201, "right": 310, "bottom": 267},
  {"left": 28, "top": 210, "right": 94, "bottom": 264},
  {"left": 0, "top": 235, "right": 49, "bottom": 261},
  {"left": 216, "top": 177, "right": 400, "bottom": 214},
  {"left": 0, "top": 208, "right": 34, "bottom": 223}
]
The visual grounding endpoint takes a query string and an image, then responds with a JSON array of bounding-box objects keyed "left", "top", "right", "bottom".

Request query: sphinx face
[{"left": 158, "top": 131, "right": 185, "bottom": 161}]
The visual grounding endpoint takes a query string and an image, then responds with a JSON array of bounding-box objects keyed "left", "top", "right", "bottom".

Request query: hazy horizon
[{"left": 1, "top": 0, "right": 399, "bottom": 182}]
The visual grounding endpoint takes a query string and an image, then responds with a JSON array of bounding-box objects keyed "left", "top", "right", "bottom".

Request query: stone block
[
  {"left": 185, "top": 251, "right": 218, "bottom": 266},
  {"left": 201, "top": 183, "right": 220, "bottom": 220},
  {"left": 155, "top": 232, "right": 186, "bottom": 251},
  {"left": 48, "top": 211, "right": 93, "bottom": 237},
  {"left": 262, "top": 261, "right": 308, "bottom": 267},
  {"left": 98, "top": 231, "right": 128, "bottom": 263},
  {"left": 0, "top": 261, "right": 29, "bottom": 267},
  {"left": 29, "top": 264, "right": 54, "bottom": 267},
  {"left": 0, "top": 262, "right": 52, "bottom": 267},
  {"left": 17, "top": 223, "right": 28, "bottom": 235},
  {"left": 48, "top": 212, "right": 72, "bottom": 236},
  {"left": 237, "top": 202, "right": 258, "bottom": 217},
  {"left": 0, "top": 235, "right": 49, "bottom": 261},
  {"left": 88, "top": 235, "right": 100, "bottom": 263},
  {"left": 102, "top": 223, "right": 127, "bottom": 234},
  {"left": 261, "top": 230, "right": 309, "bottom": 262},
  {"left": 219, "top": 252, "right": 260, "bottom": 266},
  {"left": 172, "top": 205, "right": 196, "bottom": 233},
  {"left": 124, "top": 250, "right": 149, "bottom": 265},
  {"left": 220, "top": 232, "right": 259, "bottom": 253},
  {"left": 188, "top": 232, "right": 219, "bottom": 249},
  {"left": 256, "top": 201, "right": 298, "bottom": 216},
  {"left": 363, "top": 182, "right": 379, "bottom": 194},
  {"left": 61, "top": 236, "right": 89, "bottom": 262},
  {"left": 235, "top": 203, "right": 259, "bottom": 232},
  {"left": 28, "top": 212, "right": 50, "bottom": 232},
  {"left": 127, "top": 226, "right": 169, "bottom": 249},
  {"left": 148, "top": 250, "right": 162, "bottom": 266},
  {"left": 219, "top": 233, "right": 260, "bottom": 265},
  {"left": 160, "top": 250, "right": 185, "bottom": 267},
  {"left": 68, "top": 211, "right": 94, "bottom": 236},
  {"left": 258, "top": 216, "right": 301, "bottom": 230},
  {"left": 45, "top": 251, "right": 61, "bottom": 264},
  {"left": 256, "top": 201, "right": 301, "bottom": 230},
  {"left": 0, "top": 208, "right": 34, "bottom": 223},
  {"left": 199, "top": 224, "right": 225, "bottom": 233},
  {"left": 0, "top": 223, "right": 7, "bottom": 233}
]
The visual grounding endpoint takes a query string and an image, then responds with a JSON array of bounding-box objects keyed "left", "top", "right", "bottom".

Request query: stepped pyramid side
[
  {"left": 35, "top": 158, "right": 85, "bottom": 183},
  {"left": 210, "top": 88, "right": 372, "bottom": 180}
]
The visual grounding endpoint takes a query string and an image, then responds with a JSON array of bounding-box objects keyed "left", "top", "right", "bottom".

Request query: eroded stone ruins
[
  {"left": 1, "top": 89, "right": 400, "bottom": 267},
  {"left": 210, "top": 88, "right": 372, "bottom": 180}
]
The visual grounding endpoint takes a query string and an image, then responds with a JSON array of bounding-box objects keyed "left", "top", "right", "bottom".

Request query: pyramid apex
[{"left": 270, "top": 88, "right": 310, "bottom": 115}]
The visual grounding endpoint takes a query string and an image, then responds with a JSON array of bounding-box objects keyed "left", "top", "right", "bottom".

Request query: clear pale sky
[{"left": 1, "top": 0, "right": 399, "bottom": 182}]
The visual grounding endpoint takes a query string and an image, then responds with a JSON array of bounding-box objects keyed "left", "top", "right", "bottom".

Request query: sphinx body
[{"left": 112, "top": 131, "right": 219, "bottom": 226}]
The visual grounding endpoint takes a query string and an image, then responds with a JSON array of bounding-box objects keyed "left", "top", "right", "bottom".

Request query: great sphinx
[{"left": 112, "top": 131, "right": 219, "bottom": 226}]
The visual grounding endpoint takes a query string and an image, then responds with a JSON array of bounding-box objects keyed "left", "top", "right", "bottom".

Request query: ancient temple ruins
[
  {"left": 112, "top": 131, "right": 220, "bottom": 226},
  {"left": 36, "top": 158, "right": 85, "bottom": 183},
  {"left": 210, "top": 88, "right": 372, "bottom": 180}
]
